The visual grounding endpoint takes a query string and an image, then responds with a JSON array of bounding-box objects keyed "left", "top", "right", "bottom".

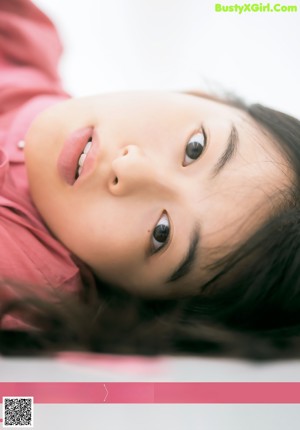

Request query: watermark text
[{"left": 215, "top": 3, "right": 298, "bottom": 13}]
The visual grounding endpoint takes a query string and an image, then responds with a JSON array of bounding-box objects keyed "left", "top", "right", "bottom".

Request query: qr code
[{"left": 3, "top": 397, "right": 34, "bottom": 428}]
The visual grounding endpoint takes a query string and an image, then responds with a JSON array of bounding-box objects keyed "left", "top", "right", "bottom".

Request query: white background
[{"left": 35, "top": 0, "right": 299, "bottom": 117}]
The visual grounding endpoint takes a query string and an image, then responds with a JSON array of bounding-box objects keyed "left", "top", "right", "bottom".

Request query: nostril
[
  {"left": 113, "top": 177, "right": 119, "bottom": 185},
  {"left": 122, "top": 148, "right": 128, "bottom": 156}
]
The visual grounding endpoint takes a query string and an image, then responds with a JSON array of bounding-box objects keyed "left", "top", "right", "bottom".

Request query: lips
[{"left": 57, "top": 126, "right": 94, "bottom": 185}]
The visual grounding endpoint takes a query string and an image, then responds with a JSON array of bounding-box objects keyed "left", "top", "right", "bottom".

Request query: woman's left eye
[
  {"left": 183, "top": 130, "right": 207, "bottom": 166},
  {"left": 151, "top": 212, "right": 170, "bottom": 254}
]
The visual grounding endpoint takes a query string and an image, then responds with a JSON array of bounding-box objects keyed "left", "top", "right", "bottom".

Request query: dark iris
[
  {"left": 153, "top": 224, "right": 169, "bottom": 243},
  {"left": 186, "top": 140, "right": 204, "bottom": 159}
]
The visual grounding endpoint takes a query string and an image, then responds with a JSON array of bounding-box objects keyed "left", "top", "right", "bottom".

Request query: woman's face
[{"left": 25, "top": 91, "right": 290, "bottom": 297}]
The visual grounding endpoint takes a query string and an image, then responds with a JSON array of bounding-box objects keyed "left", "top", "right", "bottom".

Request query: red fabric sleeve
[{"left": 0, "top": 0, "right": 67, "bottom": 113}]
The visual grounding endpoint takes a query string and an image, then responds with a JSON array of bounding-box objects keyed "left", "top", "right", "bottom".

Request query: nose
[{"left": 109, "top": 145, "right": 174, "bottom": 197}]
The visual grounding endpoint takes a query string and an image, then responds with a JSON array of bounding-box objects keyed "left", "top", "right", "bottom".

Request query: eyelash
[
  {"left": 151, "top": 211, "right": 170, "bottom": 254},
  {"left": 183, "top": 126, "right": 207, "bottom": 166},
  {"left": 150, "top": 126, "right": 207, "bottom": 254}
]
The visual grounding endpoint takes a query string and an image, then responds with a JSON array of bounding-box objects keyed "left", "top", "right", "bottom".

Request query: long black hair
[{"left": 1, "top": 98, "right": 300, "bottom": 360}]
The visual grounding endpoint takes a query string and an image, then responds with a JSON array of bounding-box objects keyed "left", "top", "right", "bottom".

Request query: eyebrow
[
  {"left": 166, "top": 124, "right": 239, "bottom": 285},
  {"left": 166, "top": 225, "right": 200, "bottom": 283},
  {"left": 211, "top": 124, "right": 239, "bottom": 177}
]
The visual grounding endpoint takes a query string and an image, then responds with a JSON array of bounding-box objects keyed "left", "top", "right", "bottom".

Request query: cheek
[
  {"left": 90, "top": 236, "right": 139, "bottom": 286},
  {"left": 54, "top": 202, "right": 140, "bottom": 272}
]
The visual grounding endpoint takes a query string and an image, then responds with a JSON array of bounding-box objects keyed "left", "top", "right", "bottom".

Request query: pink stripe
[{"left": 0, "top": 383, "right": 300, "bottom": 403}]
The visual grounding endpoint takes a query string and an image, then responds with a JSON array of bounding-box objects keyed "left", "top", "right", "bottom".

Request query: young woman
[{"left": 1, "top": 0, "right": 300, "bottom": 359}]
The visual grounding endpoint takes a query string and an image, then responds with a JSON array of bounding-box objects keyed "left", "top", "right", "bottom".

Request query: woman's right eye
[
  {"left": 183, "top": 128, "right": 207, "bottom": 166},
  {"left": 151, "top": 212, "right": 170, "bottom": 253}
]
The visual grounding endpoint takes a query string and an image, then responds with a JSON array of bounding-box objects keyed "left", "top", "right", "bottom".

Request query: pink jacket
[{"left": 0, "top": 0, "right": 87, "bottom": 328}]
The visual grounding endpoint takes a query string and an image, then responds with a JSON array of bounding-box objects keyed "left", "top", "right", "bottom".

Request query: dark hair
[{"left": 1, "top": 99, "right": 300, "bottom": 360}]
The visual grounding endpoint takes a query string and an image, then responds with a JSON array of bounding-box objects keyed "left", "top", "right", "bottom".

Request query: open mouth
[{"left": 75, "top": 137, "right": 93, "bottom": 180}]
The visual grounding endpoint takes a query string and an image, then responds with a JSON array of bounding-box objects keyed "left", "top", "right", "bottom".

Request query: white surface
[
  {"left": 27, "top": 405, "right": 300, "bottom": 430},
  {"left": 34, "top": 0, "right": 299, "bottom": 117},
  {"left": 1, "top": 355, "right": 300, "bottom": 381}
]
